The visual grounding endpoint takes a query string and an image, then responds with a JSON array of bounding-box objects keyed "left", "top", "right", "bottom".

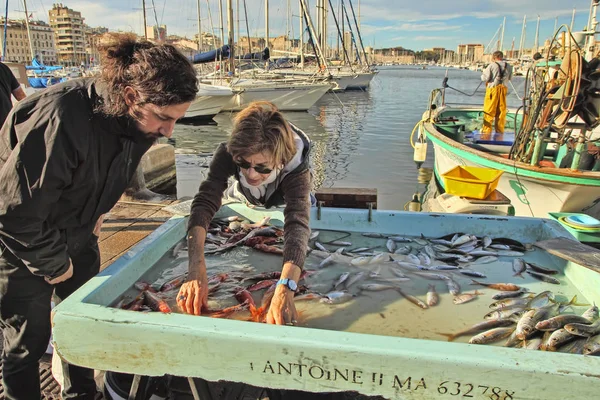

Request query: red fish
[
  {"left": 159, "top": 273, "right": 187, "bottom": 292},
  {"left": 247, "top": 279, "right": 278, "bottom": 292},
  {"left": 143, "top": 290, "right": 172, "bottom": 313},
  {"left": 253, "top": 244, "right": 283, "bottom": 255}
]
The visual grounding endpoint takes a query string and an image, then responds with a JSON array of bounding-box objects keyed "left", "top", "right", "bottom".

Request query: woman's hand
[
  {"left": 177, "top": 262, "right": 209, "bottom": 315},
  {"left": 266, "top": 262, "right": 302, "bottom": 325}
]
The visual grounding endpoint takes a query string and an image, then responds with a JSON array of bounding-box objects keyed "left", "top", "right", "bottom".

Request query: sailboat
[{"left": 420, "top": 4, "right": 600, "bottom": 218}]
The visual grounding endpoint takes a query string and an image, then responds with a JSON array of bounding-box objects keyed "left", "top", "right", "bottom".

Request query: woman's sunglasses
[{"left": 234, "top": 158, "right": 274, "bottom": 174}]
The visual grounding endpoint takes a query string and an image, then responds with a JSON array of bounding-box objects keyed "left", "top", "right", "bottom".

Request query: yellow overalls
[{"left": 482, "top": 64, "right": 508, "bottom": 134}]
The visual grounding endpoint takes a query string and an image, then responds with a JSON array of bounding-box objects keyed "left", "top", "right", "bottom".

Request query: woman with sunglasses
[{"left": 179, "top": 101, "right": 312, "bottom": 325}]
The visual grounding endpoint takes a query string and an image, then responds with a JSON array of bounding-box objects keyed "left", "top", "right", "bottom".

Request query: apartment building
[
  {"left": 0, "top": 19, "right": 57, "bottom": 64},
  {"left": 49, "top": 3, "right": 87, "bottom": 66}
]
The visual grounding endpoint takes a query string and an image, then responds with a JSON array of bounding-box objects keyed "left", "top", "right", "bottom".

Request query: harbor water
[{"left": 172, "top": 66, "right": 525, "bottom": 210}]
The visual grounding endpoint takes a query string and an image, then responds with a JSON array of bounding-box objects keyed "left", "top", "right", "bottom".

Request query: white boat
[
  {"left": 217, "top": 79, "right": 331, "bottom": 112},
  {"left": 183, "top": 83, "right": 234, "bottom": 120},
  {"left": 271, "top": 68, "right": 377, "bottom": 91}
]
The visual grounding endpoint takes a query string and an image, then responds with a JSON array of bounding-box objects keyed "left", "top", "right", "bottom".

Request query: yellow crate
[{"left": 442, "top": 166, "right": 504, "bottom": 200}]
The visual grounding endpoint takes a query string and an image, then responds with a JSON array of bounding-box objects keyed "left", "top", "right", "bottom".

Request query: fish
[
  {"left": 406, "top": 254, "right": 421, "bottom": 264},
  {"left": 526, "top": 270, "right": 561, "bottom": 285},
  {"left": 484, "top": 307, "right": 527, "bottom": 320},
  {"left": 426, "top": 284, "right": 439, "bottom": 306},
  {"left": 452, "top": 234, "right": 472, "bottom": 248},
  {"left": 557, "top": 338, "right": 587, "bottom": 354},
  {"left": 535, "top": 315, "right": 592, "bottom": 331},
  {"left": 362, "top": 232, "right": 386, "bottom": 238},
  {"left": 143, "top": 291, "right": 171, "bottom": 313},
  {"left": 470, "top": 280, "right": 522, "bottom": 292},
  {"left": 526, "top": 291, "right": 554, "bottom": 309},
  {"left": 294, "top": 293, "right": 323, "bottom": 301},
  {"left": 495, "top": 250, "right": 525, "bottom": 257},
  {"left": 489, "top": 297, "right": 531, "bottom": 310},
  {"left": 512, "top": 258, "right": 526, "bottom": 279},
  {"left": 344, "top": 271, "right": 366, "bottom": 289},
  {"left": 469, "top": 327, "right": 515, "bottom": 344},
  {"left": 330, "top": 240, "right": 352, "bottom": 246},
  {"left": 315, "top": 242, "right": 328, "bottom": 252},
  {"left": 386, "top": 239, "right": 397, "bottom": 253},
  {"left": 390, "top": 267, "right": 409, "bottom": 278},
  {"left": 444, "top": 277, "right": 461, "bottom": 295},
  {"left": 246, "top": 279, "right": 278, "bottom": 292},
  {"left": 373, "top": 277, "right": 411, "bottom": 284},
  {"left": 525, "top": 262, "right": 559, "bottom": 275},
  {"left": 423, "top": 245, "right": 437, "bottom": 259},
  {"left": 418, "top": 252, "right": 431, "bottom": 266},
  {"left": 453, "top": 290, "right": 482, "bottom": 305},
  {"left": 414, "top": 238, "right": 429, "bottom": 246},
  {"left": 428, "top": 265, "right": 459, "bottom": 271},
  {"left": 469, "top": 249, "right": 498, "bottom": 257},
  {"left": 350, "top": 246, "right": 378, "bottom": 253},
  {"left": 492, "top": 288, "right": 529, "bottom": 300},
  {"left": 458, "top": 269, "right": 486, "bottom": 278},
  {"left": 396, "top": 288, "right": 428, "bottom": 309},
  {"left": 437, "top": 318, "right": 516, "bottom": 342},
  {"left": 309, "top": 230, "right": 320, "bottom": 240},
  {"left": 350, "top": 256, "right": 371, "bottom": 267},
  {"left": 393, "top": 245, "right": 412, "bottom": 255},
  {"left": 321, "top": 291, "right": 356, "bottom": 304},
  {"left": 432, "top": 244, "right": 451, "bottom": 252},
  {"left": 369, "top": 265, "right": 382, "bottom": 278},
  {"left": 172, "top": 241, "right": 185, "bottom": 258},
  {"left": 358, "top": 283, "right": 400, "bottom": 292},
  {"left": 470, "top": 255, "right": 499, "bottom": 264},
  {"left": 523, "top": 337, "right": 543, "bottom": 350},
  {"left": 482, "top": 236, "right": 492, "bottom": 248},
  {"left": 546, "top": 329, "right": 577, "bottom": 351},
  {"left": 489, "top": 244, "right": 511, "bottom": 250},
  {"left": 159, "top": 273, "right": 188, "bottom": 292},
  {"left": 564, "top": 320, "right": 600, "bottom": 337},
  {"left": 410, "top": 271, "right": 449, "bottom": 281},
  {"left": 333, "top": 272, "right": 351, "bottom": 290},
  {"left": 582, "top": 304, "right": 600, "bottom": 322},
  {"left": 516, "top": 304, "right": 560, "bottom": 340},
  {"left": 387, "top": 235, "right": 412, "bottom": 242},
  {"left": 318, "top": 255, "right": 335, "bottom": 269},
  {"left": 370, "top": 253, "right": 390, "bottom": 264},
  {"left": 583, "top": 334, "right": 600, "bottom": 355}
]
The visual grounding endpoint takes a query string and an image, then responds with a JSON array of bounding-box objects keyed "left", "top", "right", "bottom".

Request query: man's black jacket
[{"left": 0, "top": 79, "right": 154, "bottom": 279}]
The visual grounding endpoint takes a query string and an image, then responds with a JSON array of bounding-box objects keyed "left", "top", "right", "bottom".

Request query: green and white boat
[{"left": 420, "top": 25, "right": 600, "bottom": 219}]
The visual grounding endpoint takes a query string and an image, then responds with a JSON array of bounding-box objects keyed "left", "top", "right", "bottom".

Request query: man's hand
[
  {"left": 45, "top": 260, "right": 74, "bottom": 285},
  {"left": 93, "top": 214, "right": 106, "bottom": 237}
]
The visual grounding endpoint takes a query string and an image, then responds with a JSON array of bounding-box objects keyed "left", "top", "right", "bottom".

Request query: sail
[
  {"left": 190, "top": 45, "right": 231, "bottom": 64},
  {"left": 25, "top": 57, "right": 63, "bottom": 73}
]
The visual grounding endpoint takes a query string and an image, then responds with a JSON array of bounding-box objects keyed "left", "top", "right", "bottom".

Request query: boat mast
[
  {"left": 265, "top": 0, "right": 269, "bottom": 52},
  {"left": 299, "top": 0, "right": 304, "bottom": 68},
  {"left": 299, "top": 0, "right": 329, "bottom": 72},
  {"left": 586, "top": 0, "right": 599, "bottom": 61},
  {"left": 518, "top": 15, "right": 526, "bottom": 59},
  {"left": 3, "top": 0, "right": 8, "bottom": 60},
  {"left": 533, "top": 15, "right": 540, "bottom": 54},
  {"left": 142, "top": 0, "right": 148, "bottom": 39},
  {"left": 499, "top": 16, "right": 506, "bottom": 51},
  {"left": 197, "top": 0, "right": 202, "bottom": 50},
  {"left": 571, "top": 8, "right": 576, "bottom": 31},
  {"left": 218, "top": 0, "right": 225, "bottom": 48},
  {"left": 227, "top": 0, "right": 234, "bottom": 73},
  {"left": 22, "top": 0, "right": 34, "bottom": 60}
]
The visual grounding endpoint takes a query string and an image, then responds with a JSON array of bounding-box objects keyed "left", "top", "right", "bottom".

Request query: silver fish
[
  {"left": 350, "top": 247, "right": 376, "bottom": 253},
  {"left": 423, "top": 245, "right": 437, "bottom": 259},
  {"left": 453, "top": 290, "right": 482, "bottom": 305},
  {"left": 358, "top": 283, "right": 398, "bottom": 292},
  {"left": 362, "top": 232, "right": 386, "bottom": 238},
  {"left": 427, "top": 284, "right": 439, "bottom": 306},
  {"left": 583, "top": 334, "right": 600, "bottom": 355},
  {"left": 489, "top": 297, "right": 531, "bottom": 310},
  {"left": 386, "top": 239, "right": 397, "bottom": 253},
  {"left": 484, "top": 307, "right": 527, "bottom": 320},
  {"left": 482, "top": 236, "right": 492, "bottom": 248},
  {"left": 370, "top": 253, "right": 390, "bottom": 264},
  {"left": 495, "top": 250, "right": 525, "bottom": 257},
  {"left": 452, "top": 234, "right": 472, "bottom": 248},
  {"left": 429, "top": 265, "right": 460, "bottom": 271},
  {"left": 469, "top": 327, "right": 515, "bottom": 344},
  {"left": 333, "top": 272, "right": 350, "bottom": 290},
  {"left": 396, "top": 288, "right": 428, "bottom": 309},
  {"left": 526, "top": 270, "right": 560, "bottom": 285},
  {"left": 315, "top": 242, "right": 328, "bottom": 252},
  {"left": 390, "top": 267, "right": 409, "bottom": 278},
  {"left": 512, "top": 258, "right": 526, "bottom": 278},
  {"left": 492, "top": 288, "right": 529, "bottom": 300},
  {"left": 469, "top": 249, "right": 498, "bottom": 257},
  {"left": 558, "top": 338, "right": 587, "bottom": 354},
  {"left": 516, "top": 304, "right": 559, "bottom": 340},
  {"left": 527, "top": 291, "right": 554, "bottom": 309},
  {"left": 386, "top": 235, "right": 411, "bottom": 242},
  {"left": 330, "top": 240, "right": 352, "bottom": 246},
  {"left": 432, "top": 244, "right": 452, "bottom": 252},
  {"left": 582, "top": 304, "right": 600, "bottom": 322},
  {"left": 489, "top": 244, "right": 511, "bottom": 250},
  {"left": 318, "top": 255, "right": 335, "bottom": 269},
  {"left": 418, "top": 252, "right": 431, "bottom": 266},
  {"left": 414, "top": 238, "right": 429, "bottom": 246},
  {"left": 321, "top": 291, "right": 356, "bottom": 304},
  {"left": 445, "top": 277, "right": 461, "bottom": 295},
  {"left": 394, "top": 245, "right": 412, "bottom": 255},
  {"left": 309, "top": 230, "right": 320, "bottom": 240},
  {"left": 523, "top": 337, "right": 543, "bottom": 350},
  {"left": 458, "top": 269, "right": 486, "bottom": 278},
  {"left": 564, "top": 320, "right": 600, "bottom": 337},
  {"left": 345, "top": 271, "right": 366, "bottom": 289},
  {"left": 350, "top": 256, "right": 371, "bottom": 267},
  {"left": 438, "top": 318, "right": 515, "bottom": 342},
  {"left": 471, "top": 256, "right": 498, "bottom": 264},
  {"left": 525, "top": 262, "right": 559, "bottom": 275},
  {"left": 406, "top": 254, "right": 421, "bottom": 265},
  {"left": 546, "top": 329, "right": 576, "bottom": 352},
  {"left": 536, "top": 315, "right": 592, "bottom": 331},
  {"left": 369, "top": 265, "right": 382, "bottom": 278}
]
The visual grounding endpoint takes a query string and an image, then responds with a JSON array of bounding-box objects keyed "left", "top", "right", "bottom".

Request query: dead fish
[
  {"left": 582, "top": 304, "right": 600, "bottom": 322},
  {"left": 470, "top": 280, "right": 522, "bottom": 292},
  {"left": 333, "top": 272, "right": 351, "bottom": 290},
  {"left": 406, "top": 254, "right": 421, "bottom": 264},
  {"left": 418, "top": 252, "right": 431, "bottom": 266},
  {"left": 414, "top": 238, "right": 429, "bottom": 246},
  {"left": 458, "top": 269, "right": 486, "bottom": 278},
  {"left": 396, "top": 288, "right": 428, "bottom": 309},
  {"left": 492, "top": 288, "right": 529, "bottom": 300},
  {"left": 546, "top": 329, "right": 576, "bottom": 351},
  {"left": 516, "top": 304, "right": 560, "bottom": 340},
  {"left": 370, "top": 253, "right": 390, "bottom": 264},
  {"left": 564, "top": 320, "right": 600, "bottom": 337},
  {"left": 309, "top": 230, "right": 320, "bottom": 240},
  {"left": 318, "top": 255, "right": 335, "bottom": 269},
  {"left": 321, "top": 291, "right": 356, "bottom": 304},
  {"left": 489, "top": 297, "right": 531, "bottom": 310},
  {"left": 351, "top": 256, "right": 371, "bottom": 267},
  {"left": 512, "top": 258, "right": 526, "bottom": 279},
  {"left": 482, "top": 236, "right": 492, "bottom": 248},
  {"left": 452, "top": 234, "right": 472, "bottom": 248},
  {"left": 583, "top": 334, "right": 600, "bottom": 355},
  {"left": 427, "top": 284, "right": 439, "bottom": 306},
  {"left": 438, "top": 318, "right": 515, "bottom": 342},
  {"left": 373, "top": 277, "right": 411, "bottom": 284},
  {"left": 453, "top": 290, "right": 482, "bottom": 305},
  {"left": 358, "top": 283, "right": 399, "bottom": 292},
  {"left": 470, "top": 255, "right": 498, "bottom": 264},
  {"left": 315, "top": 242, "right": 328, "bottom": 252},
  {"left": 362, "top": 232, "right": 386, "bottom": 238},
  {"left": 536, "top": 315, "right": 592, "bottom": 331},
  {"left": 525, "top": 262, "right": 559, "bottom": 275},
  {"left": 369, "top": 265, "right": 382, "bottom": 278},
  {"left": 484, "top": 307, "right": 527, "bottom": 320},
  {"left": 294, "top": 293, "right": 323, "bottom": 301},
  {"left": 329, "top": 240, "right": 352, "bottom": 246},
  {"left": 526, "top": 270, "right": 561, "bottom": 285},
  {"left": 390, "top": 267, "right": 409, "bottom": 278},
  {"left": 345, "top": 271, "right": 366, "bottom": 289},
  {"left": 469, "top": 249, "right": 498, "bottom": 257},
  {"left": 350, "top": 246, "right": 377, "bottom": 253},
  {"left": 428, "top": 265, "right": 459, "bottom": 271},
  {"left": 410, "top": 271, "right": 450, "bottom": 281},
  {"left": 558, "top": 337, "right": 587, "bottom": 354},
  {"left": 387, "top": 235, "right": 412, "bottom": 242},
  {"left": 394, "top": 245, "right": 412, "bottom": 255},
  {"left": 386, "top": 239, "right": 397, "bottom": 253},
  {"left": 495, "top": 250, "right": 525, "bottom": 257},
  {"left": 489, "top": 244, "right": 511, "bottom": 250},
  {"left": 445, "top": 277, "right": 461, "bottom": 295},
  {"left": 523, "top": 337, "right": 543, "bottom": 350},
  {"left": 526, "top": 291, "right": 554, "bottom": 309},
  {"left": 469, "top": 327, "right": 515, "bottom": 344}
]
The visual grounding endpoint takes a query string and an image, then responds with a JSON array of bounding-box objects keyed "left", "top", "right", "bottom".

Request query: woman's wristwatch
[{"left": 276, "top": 278, "right": 298, "bottom": 292}]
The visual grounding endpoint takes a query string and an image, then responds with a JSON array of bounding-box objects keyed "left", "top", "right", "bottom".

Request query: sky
[{"left": 13, "top": 0, "right": 599, "bottom": 51}]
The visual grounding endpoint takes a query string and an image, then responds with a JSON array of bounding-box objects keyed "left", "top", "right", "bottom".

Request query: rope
[
  {"left": 509, "top": 80, "right": 523, "bottom": 101},
  {"left": 444, "top": 81, "right": 484, "bottom": 97}
]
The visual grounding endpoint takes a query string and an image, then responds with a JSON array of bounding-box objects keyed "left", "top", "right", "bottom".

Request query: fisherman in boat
[
  {"left": 481, "top": 51, "right": 513, "bottom": 137},
  {"left": 180, "top": 101, "right": 312, "bottom": 325},
  {"left": 0, "top": 34, "right": 197, "bottom": 399}
]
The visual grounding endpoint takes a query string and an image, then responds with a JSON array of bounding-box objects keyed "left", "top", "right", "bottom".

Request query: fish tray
[
  {"left": 52, "top": 204, "right": 600, "bottom": 399},
  {"left": 442, "top": 166, "right": 503, "bottom": 200}
]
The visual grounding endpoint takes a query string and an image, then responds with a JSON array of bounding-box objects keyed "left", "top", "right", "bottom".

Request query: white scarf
[{"left": 239, "top": 131, "right": 305, "bottom": 199}]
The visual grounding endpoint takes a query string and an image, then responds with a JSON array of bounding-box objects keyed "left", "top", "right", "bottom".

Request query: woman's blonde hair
[{"left": 227, "top": 101, "right": 296, "bottom": 166}]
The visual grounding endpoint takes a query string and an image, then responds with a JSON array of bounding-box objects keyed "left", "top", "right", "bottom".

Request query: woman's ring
[{"left": 178, "top": 295, "right": 186, "bottom": 301}]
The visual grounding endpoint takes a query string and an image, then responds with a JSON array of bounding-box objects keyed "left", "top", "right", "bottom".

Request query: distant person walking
[
  {"left": 481, "top": 51, "right": 512, "bottom": 135},
  {"left": 0, "top": 62, "right": 26, "bottom": 127}
]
